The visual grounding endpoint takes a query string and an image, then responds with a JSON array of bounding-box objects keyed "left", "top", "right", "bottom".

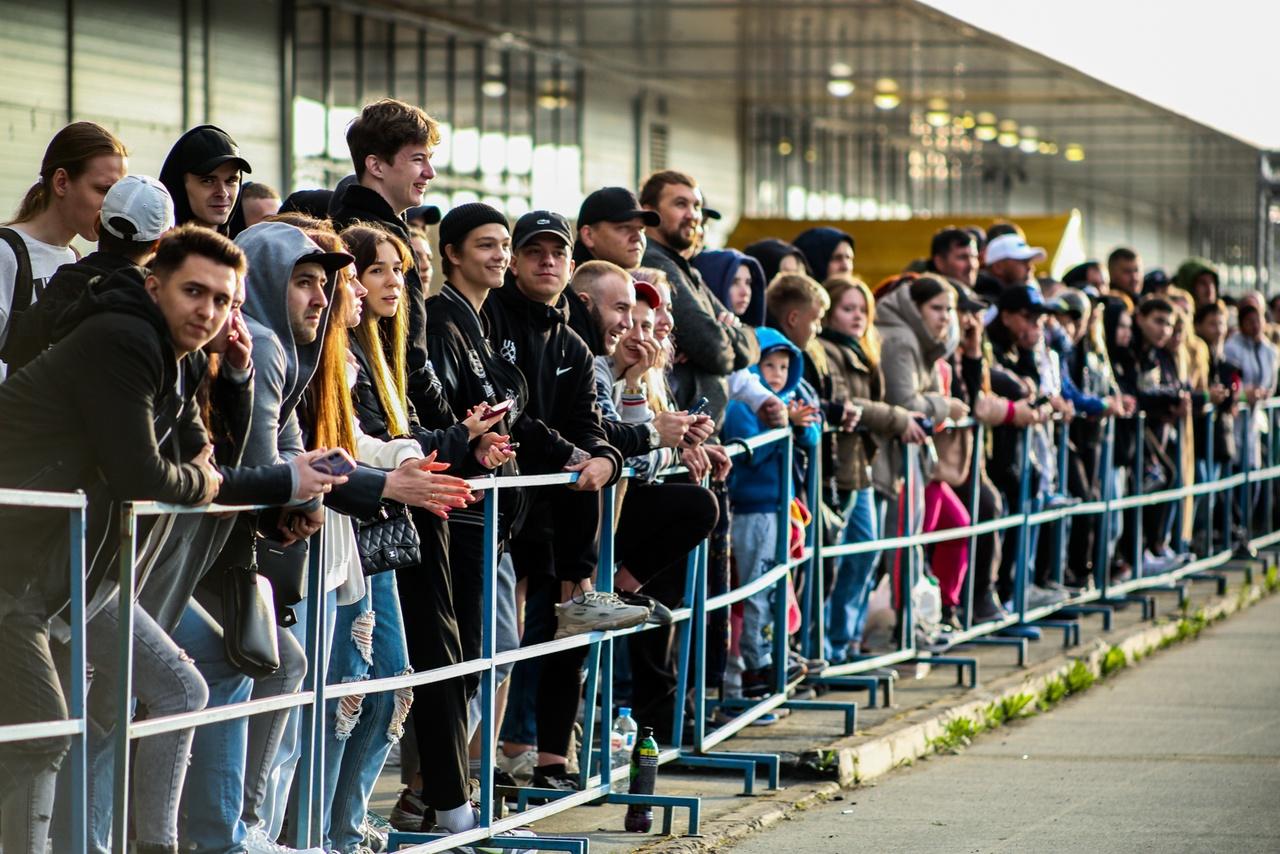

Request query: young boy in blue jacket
[{"left": 722, "top": 325, "right": 822, "bottom": 696}]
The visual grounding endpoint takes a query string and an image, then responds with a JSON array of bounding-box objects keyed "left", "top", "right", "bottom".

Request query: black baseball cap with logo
[
  {"left": 577, "top": 187, "right": 660, "bottom": 228},
  {"left": 177, "top": 125, "right": 253, "bottom": 176},
  {"left": 513, "top": 210, "right": 574, "bottom": 249}
]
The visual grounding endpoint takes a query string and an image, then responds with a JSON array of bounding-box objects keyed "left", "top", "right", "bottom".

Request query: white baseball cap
[
  {"left": 985, "top": 233, "right": 1046, "bottom": 264},
  {"left": 100, "top": 175, "right": 175, "bottom": 242}
]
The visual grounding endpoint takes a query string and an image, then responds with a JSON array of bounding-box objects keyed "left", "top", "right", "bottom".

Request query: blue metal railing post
[
  {"left": 1013, "top": 426, "right": 1032, "bottom": 623},
  {"left": 1095, "top": 418, "right": 1115, "bottom": 597},
  {"left": 962, "top": 423, "right": 984, "bottom": 630},
  {"left": 900, "top": 444, "right": 916, "bottom": 651},
  {"left": 291, "top": 533, "right": 327, "bottom": 848},
  {"left": 592, "top": 482, "right": 618, "bottom": 786},
  {"left": 68, "top": 501, "right": 87, "bottom": 854},
  {"left": 475, "top": 480, "right": 499, "bottom": 824},
  {"left": 111, "top": 504, "right": 137, "bottom": 854},
  {"left": 1053, "top": 418, "right": 1070, "bottom": 584},
  {"left": 1171, "top": 424, "right": 1186, "bottom": 558},
  {"left": 1240, "top": 405, "right": 1253, "bottom": 552},
  {"left": 1205, "top": 407, "right": 1217, "bottom": 556},
  {"left": 1132, "top": 412, "right": 1147, "bottom": 577},
  {"left": 803, "top": 442, "right": 823, "bottom": 661},
  {"left": 773, "top": 432, "right": 794, "bottom": 695}
]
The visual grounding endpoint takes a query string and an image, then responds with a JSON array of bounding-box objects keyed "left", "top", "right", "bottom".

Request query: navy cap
[
  {"left": 998, "top": 285, "right": 1053, "bottom": 315},
  {"left": 577, "top": 187, "right": 659, "bottom": 228}
]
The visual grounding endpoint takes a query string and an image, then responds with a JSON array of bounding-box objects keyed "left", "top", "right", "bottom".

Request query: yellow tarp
[{"left": 726, "top": 210, "right": 1085, "bottom": 288}]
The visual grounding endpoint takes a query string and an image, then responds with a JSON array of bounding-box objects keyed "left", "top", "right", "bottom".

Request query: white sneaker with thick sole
[
  {"left": 554, "top": 591, "right": 650, "bottom": 638},
  {"left": 437, "top": 808, "right": 537, "bottom": 854},
  {"left": 496, "top": 747, "right": 539, "bottom": 786},
  {"left": 1026, "top": 583, "right": 1068, "bottom": 608},
  {"left": 242, "top": 824, "right": 325, "bottom": 854}
]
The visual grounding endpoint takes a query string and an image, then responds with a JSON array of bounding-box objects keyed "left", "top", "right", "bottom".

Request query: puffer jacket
[
  {"left": 872, "top": 285, "right": 951, "bottom": 493},
  {"left": 819, "top": 329, "right": 911, "bottom": 492}
]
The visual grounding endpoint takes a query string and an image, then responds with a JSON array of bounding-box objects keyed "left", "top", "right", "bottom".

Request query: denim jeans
[
  {"left": 260, "top": 590, "right": 338, "bottom": 842},
  {"left": 323, "top": 572, "right": 412, "bottom": 852},
  {"left": 52, "top": 598, "right": 208, "bottom": 852},
  {"left": 825, "top": 489, "right": 883, "bottom": 660},
  {"left": 729, "top": 511, "right": 779, "bottom": 671},
  {"left": 0, "top": 589, "right": 68, "bottom": 854},
  {"left": 176, "top": 595, "right": 307, "bottom": 853}
]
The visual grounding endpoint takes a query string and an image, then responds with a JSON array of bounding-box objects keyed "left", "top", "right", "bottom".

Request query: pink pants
[{"left": 924, "top": 481, "right": 971, "bottom": 608}]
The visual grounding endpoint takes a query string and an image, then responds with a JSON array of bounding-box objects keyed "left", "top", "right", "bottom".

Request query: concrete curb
[{"left": 632, "top": 576, "right": 1274, "bottom": 854}]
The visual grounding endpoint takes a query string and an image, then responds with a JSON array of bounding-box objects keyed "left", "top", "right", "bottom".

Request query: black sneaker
[
  {"left": 616, "top": 590, "right": 674, "bottom": 625},
  {"left": 530, "top": 769, "right": 582, "bottom": 792}
]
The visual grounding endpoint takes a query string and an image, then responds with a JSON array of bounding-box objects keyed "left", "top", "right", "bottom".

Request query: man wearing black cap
[
  {"left": 639, "top": 170, "right": 759, "bottom": 425},
  {"left": 331, "top": 98, "right": 442, "bottom": 423},
  {"left": 1062, "top": 261, "right": 1106, "bottom": 297},
  {"left": 159, "top": 124, "right": 252, "bottom": 235},
  {"left": 574, "top": 186, "right": 658, "bottom": 270}
]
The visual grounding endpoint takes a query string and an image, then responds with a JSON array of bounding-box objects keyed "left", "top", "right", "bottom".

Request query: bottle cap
[
  {"left": 619, "top": 707, "right": 631, "bottom": 717},
  {"left": 641, "top": 726, "right": 654, "bottom": 737}
]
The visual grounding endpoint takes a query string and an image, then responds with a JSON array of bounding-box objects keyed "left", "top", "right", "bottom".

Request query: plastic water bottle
[
  {"left": 624, "top": 727, "right": 659, "bottom": 832},
  {"left": 610, "top": 707, "right": 638, "bottom": 768}
]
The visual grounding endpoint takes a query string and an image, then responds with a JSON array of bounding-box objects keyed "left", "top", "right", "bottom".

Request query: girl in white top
[{"left": 0, "top": 122, "right": 127, "bottom": 379}]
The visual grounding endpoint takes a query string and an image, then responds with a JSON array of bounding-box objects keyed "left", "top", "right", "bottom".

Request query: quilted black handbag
[{"left": 357, "top": 502, "right": 421, "bottom": 575}]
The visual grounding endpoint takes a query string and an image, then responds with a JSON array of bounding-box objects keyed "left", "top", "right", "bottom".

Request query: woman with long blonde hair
[{"left": 819, "top": 275, "right": 926, "bottom": 660}]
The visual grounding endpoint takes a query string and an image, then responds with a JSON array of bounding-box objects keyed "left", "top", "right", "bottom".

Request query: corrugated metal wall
[{"left": 0, "top": 0, "right": 281, "bottom": 239}]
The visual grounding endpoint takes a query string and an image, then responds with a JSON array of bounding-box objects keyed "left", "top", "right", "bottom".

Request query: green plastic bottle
[{"left": 624, "top": 726, "right": 659, "bottom": 832}]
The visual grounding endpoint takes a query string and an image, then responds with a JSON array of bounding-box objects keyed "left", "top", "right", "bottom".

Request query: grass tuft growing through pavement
[{"left": 1100, "top": 646, "right": 1128, "bottom": 677}]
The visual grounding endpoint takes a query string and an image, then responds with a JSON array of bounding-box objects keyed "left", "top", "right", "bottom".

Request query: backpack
[{"left": 0, "top": 227, "right": 35, "bottom": 365}]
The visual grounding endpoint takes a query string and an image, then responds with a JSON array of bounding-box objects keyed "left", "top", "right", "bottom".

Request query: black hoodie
[
  {"left": 159, "top": 125, "right": 249, "bottom": 237},
  {"left": 0, "top": 275, "right": 213, "bottom": 612},
  {"left": 2, "top": 250, "right": 146, "bottom": 373},
  {"left": 484, "top": 279, "right": 621, "bottom": 476}
]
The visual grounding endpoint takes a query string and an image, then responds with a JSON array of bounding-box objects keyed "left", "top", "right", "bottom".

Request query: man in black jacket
[
  {"left": 329, "top": 98, "right": 442, "bottom": 423},
  {"left": 486, "top": 210, "right": 648, "bottom": 792},
  {"left": 159, "top": 124, "right": 251, "bottom": 235},
  {"left": 3, "top": 174, "right": 176, "bottom": 372},
  {"left": 0, "top": 224, "right": 239, "bottom": 835},
  {"left": 639, "top": 170, "right": 760, "bottom": 426}
]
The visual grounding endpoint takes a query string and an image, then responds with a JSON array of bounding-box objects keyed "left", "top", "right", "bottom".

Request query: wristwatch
[{"left": 645, "top": 422, "right": 661, "bottom": 449}]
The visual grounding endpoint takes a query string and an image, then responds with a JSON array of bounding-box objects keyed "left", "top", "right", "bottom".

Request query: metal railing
[{"left": 11, "top": 399, "right": 1280, "bottom": 853}]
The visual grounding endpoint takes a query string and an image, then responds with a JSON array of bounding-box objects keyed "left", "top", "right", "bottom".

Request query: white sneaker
[
  {"left": 496, "top": 747, "right": 539, "bottom": 786},
  {"left": 1026, "top": 584, "right": 1068, "bottom": 608},
  {"left": 1143, "top": 550, "right": 1178, "bottom": 574},
  {"left": 554, "top": 591, "right": 650, "bottom": 638},
  {"left": 437, "top": 808, "right": 537, "bottom": 854},
  {"left": 243, "top": 824, "right": 325, "bottom": 854}
]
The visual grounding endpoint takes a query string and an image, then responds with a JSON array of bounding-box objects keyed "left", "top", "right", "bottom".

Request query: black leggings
[{"left": 396, "top": 513, "right": 470, "bottom": 811}]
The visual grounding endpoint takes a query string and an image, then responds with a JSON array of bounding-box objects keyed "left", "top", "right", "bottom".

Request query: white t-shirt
[{"left": 0, "top": 226, "right": 76, "bottom": 379}]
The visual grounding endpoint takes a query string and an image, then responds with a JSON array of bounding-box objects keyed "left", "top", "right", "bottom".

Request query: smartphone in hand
[{"left": 311, "top": 448, "right": 356, "bottom": 477}]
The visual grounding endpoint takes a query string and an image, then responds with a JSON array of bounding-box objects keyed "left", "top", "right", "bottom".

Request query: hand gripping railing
[{"left": 0, "top": 488, "right": 88, "bottom": 852}]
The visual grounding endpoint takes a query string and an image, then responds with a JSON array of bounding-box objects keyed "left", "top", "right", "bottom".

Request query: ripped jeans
[{"left": 322, "top": 571, "right": 412, "bottom": 852}]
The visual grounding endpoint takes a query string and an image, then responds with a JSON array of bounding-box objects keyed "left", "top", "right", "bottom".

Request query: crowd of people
[{"left": 0, "top": 99, "right": 1275, "bottom": 854}]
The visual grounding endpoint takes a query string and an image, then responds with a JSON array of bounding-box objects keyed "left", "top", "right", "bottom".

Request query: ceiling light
[
  {"left": 998, "top": 131, "right": 1019, "bottom": 148},
  {"left": 976, "top": 111, "right": 996, "bottom": 125},
  {"left": 778, "top": 139, "right": 794, "bottom": 156},
  {"left": 874, "top": 78, "right": 900, "bottom": 110},
  {"left": 1064, "top": 144, "right": 1085, "bottom": 162},
  {"left": 1018, "top": 126, "right": 1039, "bottom": 152},
  {"left": 482, "top": 79, "right": 507, "bottom": 99},
  {"left": 829, "top": 61, "right": 853, "bottom": 78},
  {"left": 998, "top": 119, "right": 1018, "bottom": 132},
  {"left": 975, "top": 124, "right": 997, "bottom": 142},
  {"left": 827, "top": 78, "right": 855, "bottom": 98},
  {"left": 925, "top": 98, "right": 950, "bottom": 127},
  {"left": 960, "top": 112, "right": 977, "bottom": 129}
]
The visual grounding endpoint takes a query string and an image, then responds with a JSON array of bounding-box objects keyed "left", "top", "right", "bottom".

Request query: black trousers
[
  {"left": 396, "top": 512, "right": 469, "bottom": 810},
  {"left": 615, "top": 482, "right": 719, "bottom": 740}
]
